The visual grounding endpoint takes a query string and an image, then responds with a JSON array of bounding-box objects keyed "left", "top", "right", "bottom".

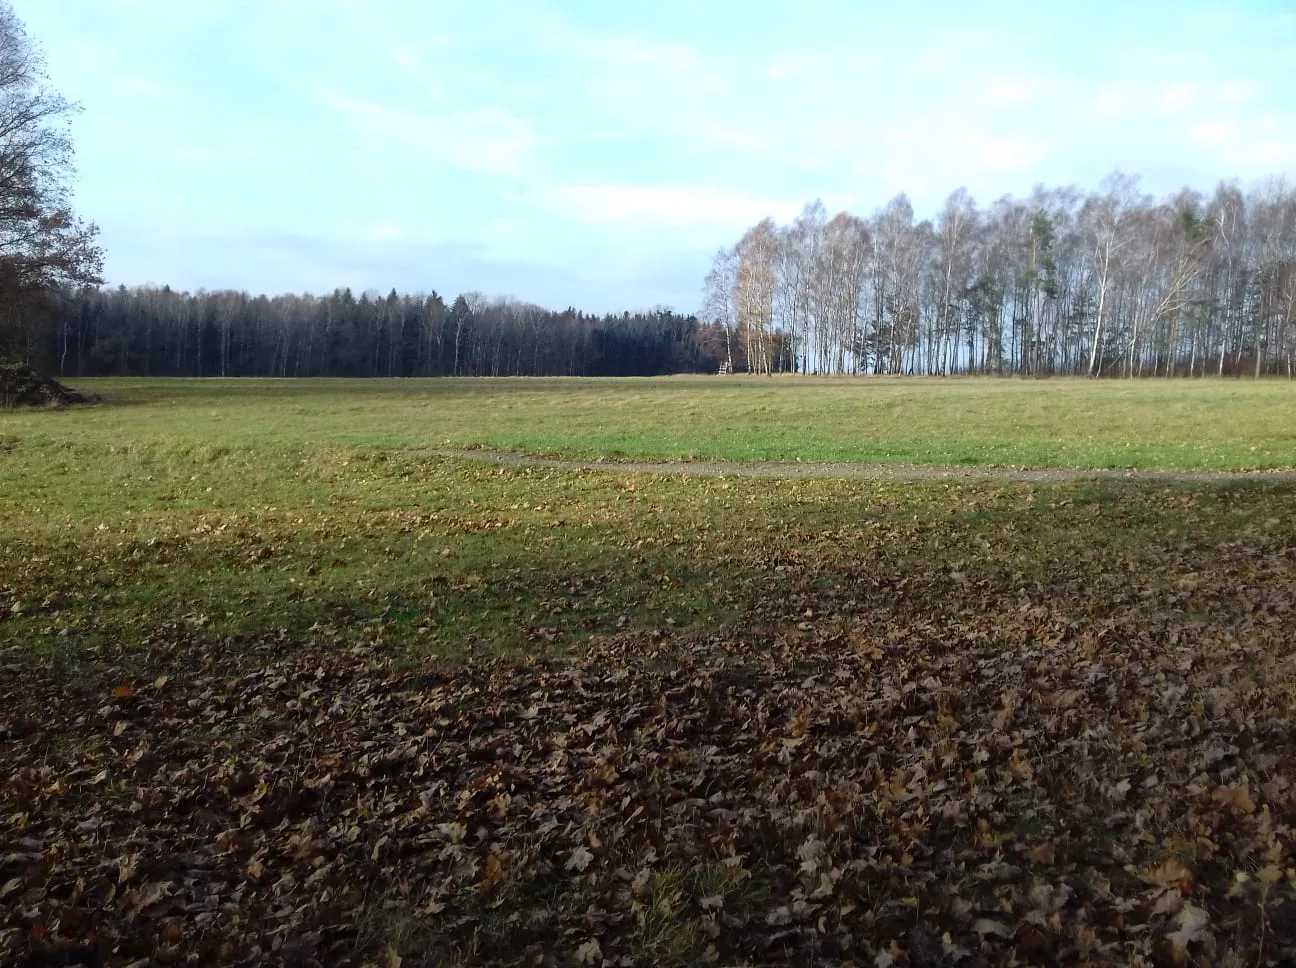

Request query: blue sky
[{"left": 17, "top": 0, "right": 1296, "bottom": 313}]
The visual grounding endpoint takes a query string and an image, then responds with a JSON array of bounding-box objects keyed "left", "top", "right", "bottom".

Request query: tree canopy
[{"left": 0, "top": 1, "right": 102, "bottom": 363}]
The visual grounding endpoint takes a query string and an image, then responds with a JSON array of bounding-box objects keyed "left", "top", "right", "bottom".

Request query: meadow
[
  {"left": 5, "top": 374, "right": 1294, "bottom": 469},
  {"left": 2, "top": 376, "right": 1295, "bottom": 966}
]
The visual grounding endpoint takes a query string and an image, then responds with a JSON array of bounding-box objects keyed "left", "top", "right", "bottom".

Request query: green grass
[
  {"left": 2, "top": 376, "right": 1295, "bottom": 672},
  {"left": 6, "top": 374, "right": 1293, "bottom": 469}
]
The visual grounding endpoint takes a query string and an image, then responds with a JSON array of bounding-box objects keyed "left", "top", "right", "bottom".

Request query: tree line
[
  {"left": 705, "top": 175, "right": 1296, "bottom": 377},
  {"left": 24, "top": 285, "right": 738, "bottom": 378}
]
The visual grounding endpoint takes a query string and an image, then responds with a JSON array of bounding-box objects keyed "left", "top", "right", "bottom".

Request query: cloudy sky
[{"left": 16, "top": 0, "right": 1296, "bottom": 313}]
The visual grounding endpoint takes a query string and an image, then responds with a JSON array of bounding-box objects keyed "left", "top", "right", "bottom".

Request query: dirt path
[{"left": 417, "top": 447, "right": 1296, "bottom": 485}]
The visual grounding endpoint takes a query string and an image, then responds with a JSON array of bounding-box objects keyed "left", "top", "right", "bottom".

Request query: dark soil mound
[{"left": 0, "top": 362, "right": 97, "bottom": 408}]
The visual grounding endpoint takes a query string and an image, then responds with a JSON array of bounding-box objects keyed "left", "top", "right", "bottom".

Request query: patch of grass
[
  {"left": 631, "top": 866, "right": 705, "bottom": 967},
  {"left": 694, "top": 858, "right": 766, "bottom": 914},
  {"left": 350, "top": 894, "right": 439, "bottom": 964},
  {"left": 625, "top": 860, "right": 767, "bottom": 967},
  {"left": 3, "top": 374, "right": 1293, "bottom": 469},
  {"left": 2, "top": 459, "right": 1295, "bottom": 678}
]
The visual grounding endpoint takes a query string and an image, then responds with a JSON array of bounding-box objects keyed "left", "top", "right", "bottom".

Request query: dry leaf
[
  {"left": 1166, "top": 902, "right": 1210, "bottom": 961},
  {"left": 123, "top": 880, "right": 172, "bottom": 919},
  {"left": 1142, "top": 858, "right": 1193, "bottom": 890},
  {"left": 1023, "top": 842, "right": 1055, "bottom": 864},
  {"left": 565, "top": 846, "right": 594, "bottom": 873},
  {"left": 1211, "top": 784, "right": 1256, "bottom": 814},
  {"left": 475, "top": 852, "right": 506, "bottom": 892},
  {"left": 972, "top": 918, "right": 1012, "bottom": 939}
]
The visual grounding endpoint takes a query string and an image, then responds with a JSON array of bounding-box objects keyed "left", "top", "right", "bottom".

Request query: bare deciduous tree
[
  {"left": 734, "top": 219, "right": 778, "bottom": 375},
  {"left": 710, "top": 172, "right": 1296, "bottom": 378},
  {"left": 0, "top": 1, "right": 101, "bottom": 364}
]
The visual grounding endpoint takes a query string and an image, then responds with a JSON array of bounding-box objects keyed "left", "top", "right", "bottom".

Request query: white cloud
[
  {"left": 1086, "top": 84, "right": 1135, "bottom": 121},
  {"left": 917, "top": 50, "right": 954, "bottom": 72},
  {"left": 306, "top": 84, "right": 539, "bottom": 179},
  {"left": 970, "top": 133, "right": 1052, "bottom": 172},
  {"left": 356, "top": 223, "right": 410, "bottom": 244},
  {"left": 1084, "top": 75, "right": 1264, "bottom": 130},
  {"left": 1187, "top": 114, "right": 1296, "bottom": 171},
  {"left": 846, "top": 119, "right": 1055, "bottom": 205},
  {"left": 692, "top": 124, "right": 772, "bottom": 152},
  {"left": 1188, "top": 117, "right": 1238, "bottom": 145},
  {"left": 1215, "top": 80, "right": 1257, "bottom": 103},
  {"left": 1155, "top": 83, "right": 1200, "bottom": 114},
  {"left": 765, "top": 52, "right": 815, "bottom": 81},
  {"left": 980, "top": 77, "right": 1047, "bottom": 108},
  {"left": 479, "top": 218, "right": 527, "bottom": 246},
  {"left": 539, "top": 184, "right": 802, "bottom": 230},
  {"left": 536, "top": 26, "right": 704, "bottom": 75}
]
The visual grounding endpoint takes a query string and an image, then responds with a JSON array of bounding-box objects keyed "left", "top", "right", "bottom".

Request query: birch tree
[
  {"left": 734, "top": 219, "right": 778, "bottom": 374},
  {"left": 1081, "top": 174, "right": 1141, "bottom": 375}
]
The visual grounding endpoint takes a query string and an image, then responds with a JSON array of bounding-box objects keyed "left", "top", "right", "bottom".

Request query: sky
[{"left": 15, "top": 0, "right": 1296, "bottom": 314}]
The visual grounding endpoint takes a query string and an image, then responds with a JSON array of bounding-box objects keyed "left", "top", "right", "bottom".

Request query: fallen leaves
[
  {"left": 3, "top": 604, "right": 1294, "bottom": 967},
  {"left": 4, "top": 470, "right": 1296, "bottom": 965}
]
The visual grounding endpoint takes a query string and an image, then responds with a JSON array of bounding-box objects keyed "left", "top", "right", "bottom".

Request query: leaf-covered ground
[
  {"left": 3, "top": 385, "right": 1296, "bottom": 966},
  {"left": 5, "top": 474, "right": 1296, "bottom": 966},
  {"left": 4, "top": 605, "right": 1296, "bottom": 966}
]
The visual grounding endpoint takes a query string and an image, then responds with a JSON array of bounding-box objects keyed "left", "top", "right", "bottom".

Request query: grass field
[
  {"left": 7, "top": 374, "right": 1295, "bottom": 468},
  {"left": 3, "top": 377, "right": 1296, "bottom": 966}
]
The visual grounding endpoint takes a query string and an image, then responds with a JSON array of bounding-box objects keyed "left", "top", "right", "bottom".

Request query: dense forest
[
  {"left": 5, "top": 175, "right": 1296, "bottom": 380},
  {"left": 706, "top": 175, "right": 1296, "bottom": 377},
  {"left": 12, "top": 287, "right": 749, "bottom": 378}
]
